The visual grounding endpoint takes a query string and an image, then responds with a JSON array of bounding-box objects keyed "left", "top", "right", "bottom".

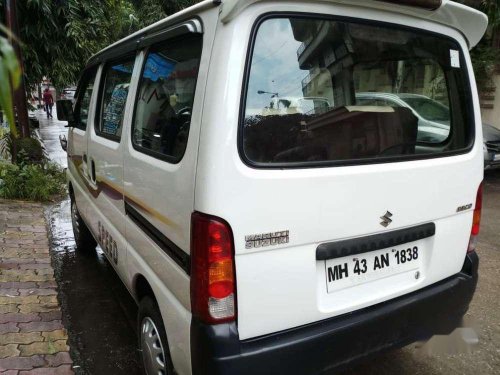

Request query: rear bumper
[{"left": 191, "top": 252, "right": 479, "bottom": 375}]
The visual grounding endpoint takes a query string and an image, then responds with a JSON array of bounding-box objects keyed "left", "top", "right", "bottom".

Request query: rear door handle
[{"left": 91, "top": 159, "right": 96, "bottom": 183}]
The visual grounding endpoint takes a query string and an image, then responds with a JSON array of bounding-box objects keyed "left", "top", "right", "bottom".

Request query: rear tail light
[
  {"left": 191, "top": 212, "right": 236, "bottom": 324},
  {"left": 468, "top": 183, "right": 483, "bottom": 253},
  {"left": 375, "top": 0, "right": 442, "bottom": 10}
]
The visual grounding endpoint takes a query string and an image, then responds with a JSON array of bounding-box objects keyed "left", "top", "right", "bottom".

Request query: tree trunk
[{"left": 5, "top": 0, "right": 31, "bottom": 139}]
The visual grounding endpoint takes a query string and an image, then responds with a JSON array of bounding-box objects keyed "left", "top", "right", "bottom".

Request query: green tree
[
  {"left": 0, "top": 23, "right": 20, "bottom": 137},
  {"left": 7, "top": 0, "right": 128, "bottom": 90},
  {"left": 0, "top": 0, "right": 201, "bottom": 92},
  {"left": 158, "top": 0, "right": 198, "bottom": 16},
  {"left": 463, "top": 0, "right": 500, "bottom": 92}
]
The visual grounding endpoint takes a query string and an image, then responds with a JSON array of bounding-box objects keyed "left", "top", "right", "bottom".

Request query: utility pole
[{"left": 5, "top": 0, "right": 30, "bottom": 138}]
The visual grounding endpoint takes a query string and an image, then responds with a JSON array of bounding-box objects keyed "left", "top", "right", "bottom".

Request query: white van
[{"left": 56, "top": 1, "right": 486, "bottom": 374}]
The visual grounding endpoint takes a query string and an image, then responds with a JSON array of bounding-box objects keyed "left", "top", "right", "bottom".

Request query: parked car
[
  {"left": 60, "top": 87, "right": 76, "bottom": 102},
  {"left": 56, "top": 1, "right": 486, "bottom": 374},
  {"left": 483, "top": 123, "right": 500, "bottom": 170},
  {"left": 356, "top": 92, "right": 451, "bottom": 143},
  {"left": 357, "top": 93, "right": 500, "bottom": 169}
]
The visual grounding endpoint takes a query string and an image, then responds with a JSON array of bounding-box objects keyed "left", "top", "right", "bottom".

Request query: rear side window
[
  {"left": 97, "top": 57, "right": 135, "bottom": 140},
  {"left": 74, "top": 69, "right": 97, "bottom": 130},
  {"left": 132, "top": 35, "right": 203, "bottom": 162},
  {"left": 241, "top": 17, "right": 472, "bottom": 167}
]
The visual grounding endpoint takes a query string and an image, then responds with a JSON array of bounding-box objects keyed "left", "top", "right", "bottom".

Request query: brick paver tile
[
  {"left": 1, "top": 260, "right": 51, "bottom": 265},
  {"left": 35, "top": 282, "right": 56, "bottom": 289},
  {"left": 0, "top": 324, "right": 18, "bottom": 335},
  {"left": 0, "top": 355, "right": 45, "bottom": 371},
  {"left": 18, "top": 274, "right": 53, "bottom": 284},
  {"left": 19, "top": 365, "right": 73, "bottom": 374},
  {"left": 18, "top": 340, "right": 68, "bottom": 356},
  {"left": 1, "top": 240, "right": 35, "bottom": 245},
  {"left": 38, "top": 312, "right": 61, "bottom": 322},
  {"left": 30, "top": 251, "right": 49, "bottom": 256},
  {"left": 0, "top": 315, "right": 40, "bottom": 324},
  {"left": 0, "top": 201, "right": 73, "bottom": 372},
  {"left": 0, "top": 265, "right": 19, "bottom": 271},
  {"left": 0, "top": 291, "right": 19, "bottom": 298},
  {"left": 17, "top": 322, "right": 63, "bottom": 333},
  {"left": 43, "top": 352, "right": 72, "bottom": 367},
  {"left": 35, "top": 297, "right": 57, "bottom": 305},
  {"left": 0, "top": 305, "right": 18, "bottom": 314},
  {"left": 0, "top": 296, "right": 38, "bottom": 305},
  {"left": 0, "top": 277, "right": 19, "bottom": 283},
  {"left": 14, "top": 255, "right": 47, "bottom": 261},
  {"left": 40, "top": 331, "right": 66, "bottom": 343},
  {"left": 17, "top": 266, "right": 50, "bottom": 272},
  {"left": 0, "top": 345, "right": 20, "bottom": 359},
  {"left": 18, "top": 290, "right": 56, "bottom": 298},
  {"left": 0, "top": 284, "right": 37, "bottom": 291},
  {"left": 0, "top": 333, "right": 43, "bottom": 345},
  {"left": 18, "top": 305, "right": 59, "bottom": 315}
]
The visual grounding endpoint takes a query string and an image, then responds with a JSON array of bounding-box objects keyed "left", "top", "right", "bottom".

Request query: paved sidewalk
[{"left": 0, "top": 200, "right": 73, "bottom": 374}]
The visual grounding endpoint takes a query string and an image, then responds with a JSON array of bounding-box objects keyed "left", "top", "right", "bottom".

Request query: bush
[
  {"left": 14, "top": 137, "right": 44, "bottom": 164},
  {"left": 0, "top": 161, "right": 66, "bottom": 202},
  {"left": 0, "top": 134, "right": 45, "bottom": 164}
]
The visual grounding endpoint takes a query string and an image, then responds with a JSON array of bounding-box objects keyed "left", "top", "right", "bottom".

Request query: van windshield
[{"left": 241, "top": 17, "right": 472, "bottom": 166}]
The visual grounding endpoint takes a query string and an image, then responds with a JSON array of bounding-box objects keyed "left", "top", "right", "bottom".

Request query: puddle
[{"left": 46, "top": 199, "right": 142, "bottom": 375}]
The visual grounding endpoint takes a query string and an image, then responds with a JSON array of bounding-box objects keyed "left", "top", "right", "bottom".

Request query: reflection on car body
[{"left": 356, "top": 92, "right": 450, "bottom": 143}]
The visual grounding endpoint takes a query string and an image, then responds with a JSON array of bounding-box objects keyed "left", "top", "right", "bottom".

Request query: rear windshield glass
[{"left": 241, "top": 17, "right": 472, "bottom": 167}]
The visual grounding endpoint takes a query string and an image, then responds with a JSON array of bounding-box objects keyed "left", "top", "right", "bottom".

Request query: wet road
[
  {"left": 39, "top": 110, "right": 500, "bottom": 374},
  {"left": 38, "top": 112, "right": 143, "bottom": 375}
]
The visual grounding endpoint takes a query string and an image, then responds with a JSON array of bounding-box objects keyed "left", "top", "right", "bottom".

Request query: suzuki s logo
[{"left": 380, "top": 211, "right": 393, "bottom": 227}]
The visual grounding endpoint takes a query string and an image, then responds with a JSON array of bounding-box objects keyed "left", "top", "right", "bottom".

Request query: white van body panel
[
  {"left": 67, "top": 66, "right": 102, "bottom": 222},
  {"left": 85, "top": 58, "right": 143, "bottom": 284},
  {"left": 120, "top": 7, "right": 219, "bottom": 374},
  {"left": 67, "top": 128, "right": 89, "bottom": 216},
  {"left": 196, "top": 1, "right": 483, "bottom": 340}
]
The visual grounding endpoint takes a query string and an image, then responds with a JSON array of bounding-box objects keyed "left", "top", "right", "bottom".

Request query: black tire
[
  {"left": 70, "top": 198, "right": 97, "bottom": 252},
  {"left": 138, "top": 296, "right": 174, "bottom": 375}
]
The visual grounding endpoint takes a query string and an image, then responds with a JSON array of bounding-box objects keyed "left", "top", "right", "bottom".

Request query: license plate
[
  {"left": 325, "top": 243, "right": 422, "bottom": 293},
  {"left": 494, "top": 154, "right": 500, "bottom": 161}
]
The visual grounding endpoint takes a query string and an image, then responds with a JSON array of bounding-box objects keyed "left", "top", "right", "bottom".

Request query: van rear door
[{"left": 197, "top": 11, "right": 482, "bottom": 340}]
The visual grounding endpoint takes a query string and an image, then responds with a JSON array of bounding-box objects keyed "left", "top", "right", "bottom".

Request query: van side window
[
  {"left": 97, "top": 57, "right": 135, "bottom": 140},
  {"left": 74, "top": 68, "right": 97, "bottom": 130},
  {"left": 132, "top": 35, "right": 202, "bottom": 162}
]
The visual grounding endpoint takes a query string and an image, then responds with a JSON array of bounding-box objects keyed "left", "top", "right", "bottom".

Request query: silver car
[
  {"left": 357, "top": 92, "right": 500, "bottom": 169},
  {"left": 483, "top": 123, "right": 500, "bottom": 170},
  {"left": 356, "top": 92, "right": 450, "bottom": 143}
]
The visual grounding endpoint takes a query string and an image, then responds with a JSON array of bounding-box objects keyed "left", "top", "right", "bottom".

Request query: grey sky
[{"left": 246, "top": 18, "right": 307, "bottom": 112}]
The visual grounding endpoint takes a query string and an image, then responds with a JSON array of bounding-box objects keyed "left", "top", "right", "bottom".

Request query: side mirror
[
  {"left": 56, "top": 100, "right": 75, "bottom": 125},
  {"left": 59, "top": 134, "right": 68, "bottom": 153}
]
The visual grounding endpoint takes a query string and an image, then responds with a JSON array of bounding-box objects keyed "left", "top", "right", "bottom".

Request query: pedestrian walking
[{"left": 43, "top": 88, "right": 54, "bottom": 119}]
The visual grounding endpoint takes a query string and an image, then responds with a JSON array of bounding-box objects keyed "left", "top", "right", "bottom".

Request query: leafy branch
[{"left": 0, "top": 24, "right": 20, "bottom": 138}]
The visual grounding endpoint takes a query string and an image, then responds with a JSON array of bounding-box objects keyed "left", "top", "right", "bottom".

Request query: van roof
[
  {"left": 220, "top": 0, "right": 487, "bottom": 49},
  {"left": 88, "top": 0, "right": 486, "bottom": 66}
]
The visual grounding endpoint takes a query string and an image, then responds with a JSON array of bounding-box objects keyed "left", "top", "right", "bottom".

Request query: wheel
[
  {"left": 138, "top": 297, "right": 174, "bottom": 375},
  {"left": 71, "top": 198, "right": 97, "bottom": 252}
]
